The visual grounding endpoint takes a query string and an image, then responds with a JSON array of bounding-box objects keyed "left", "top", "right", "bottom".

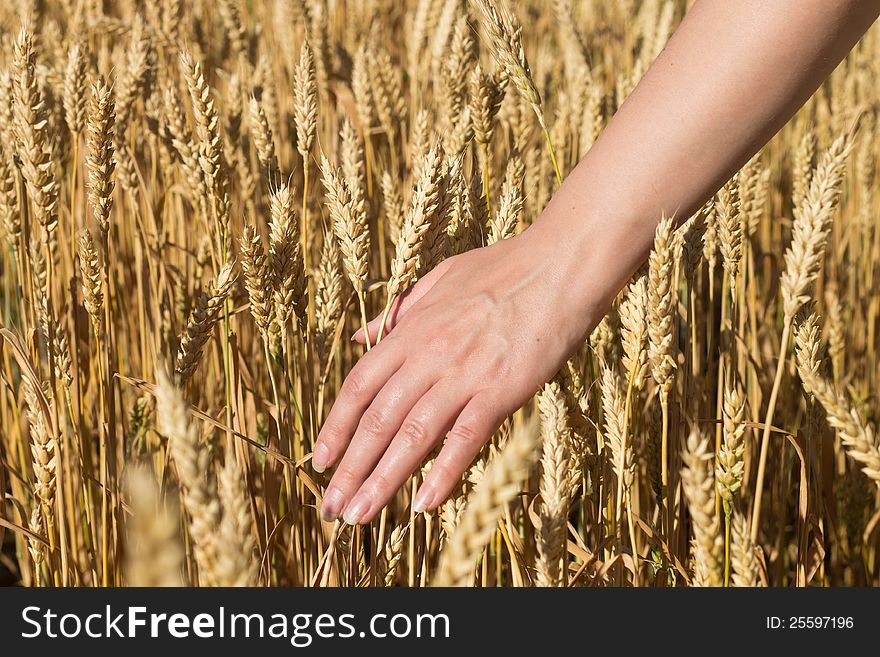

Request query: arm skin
[{"left": 313, "top": 0, "right": 880, "bottom": 525}]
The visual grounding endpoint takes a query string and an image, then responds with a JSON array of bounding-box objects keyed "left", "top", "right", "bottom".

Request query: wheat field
[{"left": 0, "top": 0, "right": 878, "bottom": 588}]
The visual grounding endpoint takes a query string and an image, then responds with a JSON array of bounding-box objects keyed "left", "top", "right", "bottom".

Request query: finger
[
  {"left": 413, "top": 393, "right": 505, "bottom": 513},
  {"left": 312, "top": 343, "right": 405, "bottom": 474},
  {"left": 341, "top": 381, "right": 469, "bottom": 524},
  {"left": 353, "top": 259, "right": 451, "bottom": 344},
  {"left": 321, "top": 366, "right": 435, "bottom": 521}
]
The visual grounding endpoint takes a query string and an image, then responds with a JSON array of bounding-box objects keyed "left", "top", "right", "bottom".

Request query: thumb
[{"left": 353, "top": 260, "right": 451, "bottom": 344}]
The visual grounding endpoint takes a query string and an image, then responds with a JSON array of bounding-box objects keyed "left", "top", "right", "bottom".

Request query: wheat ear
[
  {"left": 320, "top": 154, "right": 371, "bottom": 346},
  {"left": 175, "top": 260, "right": 237, "bottom": 384},
  {"left": 795, "top": 316, "right": 880, "bottom": 485},
  {"left": 85, "top": 79, "right": 116, "bottom": 237},
  {"left": 488, "top": 154, "right": 525, "bottom": 244},
  {"left": 315, "top": 232, "right": 343, "bottom": 368},
  {"left": 239, "top": 225, "right": 273, "bottom": 336},
  {"left": 716, "top": 178, "right": 742, "bottom": 297},
  {"left": 382, "top": 523, "right": 410, "bottom": 586},
  {"left": 730, "top": 511, "right": 760, "bottom": 587},
  {"left": 248, "top": 96, "right": 279, "bottom": 183},
  {"left": 752, "top": 133, "right": 852, "bottom": 541},
  {"left": 294, "top": 41, "right": 318, "bottom": 162},
  {"left": 24, "top": 376, "right": 57, "bottom": 537},
  {"left": 470, "top": 0, "right": 561, "bottom": 184},
  {"left": 123, "top": 466, "right": 185, "bottom": 586},
  {"left": 436, "top": 415, "right": 540, "bottom": 586},
  {"left": 215, "top": 454, "right": 259, "bottom": 586},
  {"left": 535, "top": 381, "right": 572, "bottom": 587},
  {"left": 387, "top": 142, "right": 446, "bottom": 298},
  {"left": 155, "top": 366, "right": 221, "bottom": 586},
  {"left": 619, "top": 276, "right": 649, "bottom": 391},
  {"left": 180, "top": 51, "right": 230, "bottom": 253},
  {"left": 13, "top": 30, "right": 59, "bottom": 245},
  {"left": 62, "top": 40, "right": 87, "bottom": 137},
  {"left": 269, "top": 182, "right": 308, "bottom": 333},
  {"left": 681, "top": 428, "right": 722, "bottom": 587},
  {"left": 647, "top": 215, "right": 676, "bottom": 539},
  {"left": 78, "top": 229, "right": 104, "bottom": 336}
]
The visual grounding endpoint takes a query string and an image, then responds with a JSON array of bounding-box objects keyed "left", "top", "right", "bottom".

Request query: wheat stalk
[
  {"left": 752, "top": 133, "right": 852, "bottom": 541},
  {"left": 647, "top": 214, "right": 676, "bottom": 539}
]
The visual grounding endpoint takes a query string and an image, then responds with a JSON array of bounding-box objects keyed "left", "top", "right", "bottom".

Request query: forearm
[{"left": 531, "top": 0, "right": 879, "bottom": 315}]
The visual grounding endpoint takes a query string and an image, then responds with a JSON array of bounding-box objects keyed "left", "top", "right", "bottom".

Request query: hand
[{"left": 312, "top": 227, "right": 601, "bottom": 524}]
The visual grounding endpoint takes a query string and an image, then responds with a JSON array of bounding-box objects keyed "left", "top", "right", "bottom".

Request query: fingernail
[
  {"left": 343, "top": 493, "right": 371, "bottom": 525},
  {"left": 312, "top": 443, "right": 330, "bottom": 473},
  {"left": 413, "top": 483, "right": 435, "bottom": 514},
  {"left": 352, "top": 328, "right": 363, "bottom": 342},
  {"left": 321, "top": 487, "right": 345, "bottom": 521}
]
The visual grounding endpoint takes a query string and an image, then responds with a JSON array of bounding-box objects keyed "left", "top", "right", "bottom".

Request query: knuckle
[
  {"left": 400, "top": 418, "right": 431, "bottom": 449},
  {"left": 342, "top": 370, "right": 370, "bottom": 400},
  {"left": 396, "top": 307, "right": 422, "bottom": 330},
  {"left": 448, "top": 420, "right": 481, "bottom": 446},
  {"left": 359, "top": 407, "right": 387, "bottom": 437},
  {"left": 424, "top": 334, "right": 451, "bottom": 354}
]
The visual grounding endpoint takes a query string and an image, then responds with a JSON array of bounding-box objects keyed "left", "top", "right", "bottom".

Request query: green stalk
[
  {"left": 541, "top": 125, "right": 563, "bottom": 187},
  {"left": 723, "top": 504, "right": 732, "bottom": 587},
  {"left": 481, "top": 143, "right": 492, "bottom": 218}
]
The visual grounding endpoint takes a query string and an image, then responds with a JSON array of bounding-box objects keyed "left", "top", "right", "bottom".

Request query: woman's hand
[
  {"left": 312, "top": 227, "right": 600, "bottom": 524},
  {"left": 310, "top": 0, "right": 880, "bottom": 526}
]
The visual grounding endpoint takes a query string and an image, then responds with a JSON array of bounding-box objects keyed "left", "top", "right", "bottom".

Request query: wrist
[{"left": 525, "top": 181, "right": 656, "bottom": 330}]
